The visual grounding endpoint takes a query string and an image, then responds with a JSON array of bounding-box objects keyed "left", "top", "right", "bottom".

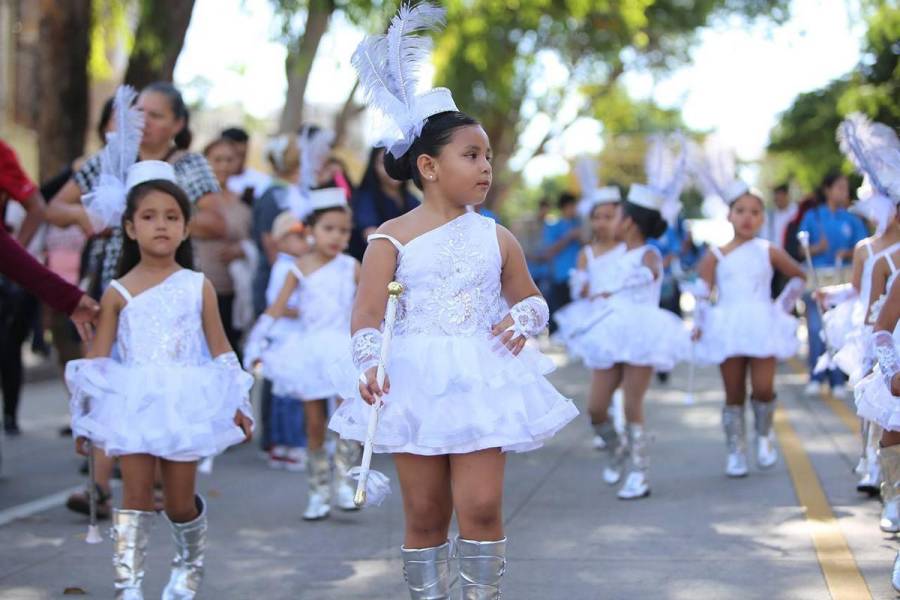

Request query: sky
[{"left": 174, "top": 0, "right": 865, "bottom": 186}]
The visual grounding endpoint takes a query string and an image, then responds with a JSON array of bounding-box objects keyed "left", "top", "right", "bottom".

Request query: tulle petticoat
[
  {"left": 692, "top": 301, "right": 799, "bottom": 365},
  {"left": 328, "top": 334, "right": 579, "bottom": 455},
  {"left": 823, "top": 298, "right": 861, "bottom": 351},
  {"left": 855, "top": 367, "right": 900, "bottom": 431},
  {"left": 567, "top": 304, "right": 690, "bottom": 371},
  {"left": 553, "top": 298, "right": 610, "bottom": 345},
  {"left": 262, "top": 328, "right": 352, "bottom": 400},
  {"left": 66, "top": 358, "right": 254, "bottom": 461}
]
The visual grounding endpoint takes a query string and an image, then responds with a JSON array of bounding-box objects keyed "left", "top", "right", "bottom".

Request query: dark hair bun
[
  {"left": 623, "top": 201, "right": 668, "bottom": 240},
  {"left": 383, "top": 150, "right": 413, "bottom": 182},
  {"left": 648, "top": 215, "right": 667, "bottom": 239}
]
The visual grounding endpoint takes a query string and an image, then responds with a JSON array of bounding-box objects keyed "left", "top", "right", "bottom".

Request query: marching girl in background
[
  {"left": 328, "top": 5, "right": 578, "bottom": 597},
  {"left": 553, "top": 157, "right": 625, "bottom": 450},
  {"left": 689, "top": 138, "right": 806, "bottom": 478},
  {"left": 249, "top": 188, "right": 361, "bottom": 520},
  {"left": 565, "top": 134, "right": 691, "bottom": 500},
  {"left": 67, "top": 158, "right": 254, "bottom": 599},
  {"left": 819, "top": 115, "right": 900, "bottom": 494}
]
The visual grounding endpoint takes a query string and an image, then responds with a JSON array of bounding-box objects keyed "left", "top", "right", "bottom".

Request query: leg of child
[
  {"left": 450, "top": 448, "right": 508, "bottom": 596},
  {"left": 303, "top": 399, "right": 332, "bottom": 520},
  {"left": 304, "top": 399, "right": 328, "bottom": 451},
  {"left": 119, "top": 454, "right": 157, "bottom": 511},
  {"left": 618, "top": 365, "right": 653, "bottom": 499},
  {"left": 589, "top": 365, "right": 622, "bottom": 426},
  {"left": 394, "top": 453, "right": 453, "bottom": 548},
  {"left": 114, "top": 454, "right": 158, "bottom": 595},
  {"left": 159, "top": 459, "right": 199, "bottom": 523},
  {"left": 748, "top": 357, "right": 776, "bottom": 402},
  {"left": 749, "top": 357, "right": 778, "bottom": 468},
  {"left": 159, "top": 459, "right": 205, "bottom": 598},
  {"left": 720, "top": 357, "right": 750, "bottom": 476},
  {"left": 620, "top": 364, "right": 653, "bottom": 424}
]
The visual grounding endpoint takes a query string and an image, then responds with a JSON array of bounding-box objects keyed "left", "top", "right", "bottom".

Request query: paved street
[{"left": 0, "top": 349, "right": 894, "bottom": 599}]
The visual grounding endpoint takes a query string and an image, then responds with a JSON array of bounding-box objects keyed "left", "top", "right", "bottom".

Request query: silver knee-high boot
[
  {"left": 457, "top": 537, "right": 507, "bottom": 600},
  {"left": 401, "top": 541, "right": 454, "bottom": 600},
  {"left": 161, "top": 495, "right": 207, "bottom": 600},
  {"left": 334, "top": 439, "right": 362, "bottom": 511},
  {"left": 723, "top": 404, "right": 749, "bottom": 477},
  {"left": 303, "top": 448, "right": 332, "bottom": 520},
  {"left": 112, "top": 508, "right": 155, "bottom": 600},
  {"left": 859, "top": 421, "right": 882, "bottom": 496},
  {"left": 893, "top": 550, "right": 900, "bottom": 592},
  {"left": 617, "top": 423, "right": 650, "bottom": 500},
  {"left": 751, "top": 398, "right": 778, "bottom": 469},
  {"left": 879, "top": 445, "right": 900, "bottom": 533},
  {"left": 594, "top": 422, "right": 627, "bottom": 485}
]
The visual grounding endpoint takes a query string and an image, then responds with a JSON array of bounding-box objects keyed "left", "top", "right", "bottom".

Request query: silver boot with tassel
[
  {"left": 594, "top": 421, "right": 627, "bottom": 485},
  {"left": 723, "top": 405, "right": 749, "bottom": 477},
  {"left": 112, "top": 508, "right": 155, "bottom": 600},
  {"left": 334, "top": 438, "right": 362, "bottom": 511},
  {"left": 879, "top": 445, "right": 900, "bottom": 533},
  {"left": 161, "top": 495, "right": 207, "bottom": 600},
  {"left": 457, "top": 537, "right": 507, "bottom": 599},
  {"left": 617, "top": 423, "right": 650, "bottom": 500},
  {"left": 303, "top": 448, "right": 332, "bottom": 520},
  {"left": 751, "top": 398, "right": 777, "bottom": 469},
  {"left": 401, "top": 541, "right": 454, "bottom": 599}
]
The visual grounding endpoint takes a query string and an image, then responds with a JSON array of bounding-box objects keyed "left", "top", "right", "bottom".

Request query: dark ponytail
[
  {"left": 143, "top": 81, "right": 192, "bottom": 150},
  {"left": 623, "top": 201, "right": 667, "bottom": 240},
  {"left": 117, "top": 180, "right": 194, "bottom": 277},
  {"left": 383, "top": 111, "right": 480, "bottom": 190}
]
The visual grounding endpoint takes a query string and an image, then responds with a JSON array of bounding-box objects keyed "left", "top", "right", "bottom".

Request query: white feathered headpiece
[
  {"left": 688, "top": 135, "right": 751, "bottom": 219},
  {"left": 628, "top": 132, "right": 688, "bottom": 225},
  {"left": 298, "top": 125, "right": 335, "bottom": 193},
  {"left": 82, "top": 85, "right": 144, "bottom": 231},
  {"left": 838, "top": 113, "right": 900, "bottom": 234},
  {"left": 352, "top": 1, "right": 458, "bottom": 158},
  {"left": 574, "top": 156, "right": 620, "bottom": 218}
]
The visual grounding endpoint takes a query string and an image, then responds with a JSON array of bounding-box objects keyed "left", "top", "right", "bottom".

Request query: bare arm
[
  {"left": 264, "top": 271, "right": 300, "bottom": 319},
  {"left": 770, "top": 246, "right": 807, "bottom": 280},
  {"left": 865, "top": 257, "right": 889, "bottom": 324},
  {"left": 16, "top": 190, "right": 46, "bottom": 247},
  {"left": 875, "top": 276, "right": 900, "bottom": 334},
  {"left": 46, "top": 179, "right": 94, "bottom": 235},
  {"left": 190, "top": 193, "right": 227, "bottom": 240},
  {"left": 850, "top": 242, "right": 868, "bottom": 292},
  {"left": 498, "top": 225, "right": 541, "bottom": 306},
  {"left": 200, "top": 278, "right": 232, "bottom": 357},
  {"left": 351, "top": 239, "right": 396, "bottom": 335},
  {"left": 85, "top": 288, "right": 123, "bottom": 359},
  {"left": 696, "top": 250, "right": 717, "bottom": 293}
]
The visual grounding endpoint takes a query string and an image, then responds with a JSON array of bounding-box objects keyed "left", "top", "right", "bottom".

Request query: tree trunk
[
  {"left": 279, "top": 0, "right": 335, "bottom": 133},
  {"left": 123, "top": 0, "right": 196, "bottom": 90},
  {"left": 37, "top": 0, "right": 91, "bottom": 180},
  {"left": 333, "top": 78, "right": 362, "bottom": 147}
]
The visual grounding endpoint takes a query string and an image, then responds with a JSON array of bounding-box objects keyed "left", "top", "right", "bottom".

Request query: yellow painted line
[
  {"left": 774, "top": 406, "right": 872, "bottom": 599},
  {"left": 787, "top": 358, "right": 859, "bottom": 432}
]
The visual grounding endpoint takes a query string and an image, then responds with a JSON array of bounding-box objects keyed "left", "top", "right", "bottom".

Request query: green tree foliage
[{"left": 767, "top": 3, "right": 898, "bottom": 192}]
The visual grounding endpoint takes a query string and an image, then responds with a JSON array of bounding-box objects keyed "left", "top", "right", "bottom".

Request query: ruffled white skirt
[
  {"left": 66, "top": 358, "right": 254, "bottom": 461},
  {"left": 855, "top": 367, "right": 900, "bottom": 431},
  {"left": 567, "top": 304, "right": 690, "bottom": 371},
  {"left": 693, "top": 301, "right": 799, "bottom": 365},
  {"left": 823, "top": 298, "right": 862, "bottom": 351},
  {"left": 328, "top": 334, "right": 579, "bottom": 455},
  {"left": 553, "top": 298, "right": 610, "bottom": 346},
  {"left": 834, "top": 326, "right": 873, "bottom": 384},
  {"left": 263, "top": 328, "right": 352, "bottom": 400}
]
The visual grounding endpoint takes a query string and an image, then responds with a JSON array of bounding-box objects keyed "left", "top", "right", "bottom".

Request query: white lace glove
[
  {"left": 775, "top": 277, "right": 805, "bottom": 314},
  {"left": 352, "top": 327, "right": 383, "bottom": 381},
  {"left": 215, "top": 351, "right": 255, "bottom": 421},
  {"left": 568, "top": 269, "right": 589, "bottom": 300},
  {"left": 505, "top": 296, "right": 550, "bottom": 341},
  {"left": 242, "top": 314, "right": 275, "bottom": 370},
  {"left": 686, "top": 280, "right": 711, "bottom": 338},
  {"left": 873, "top": 330, "right": 900, "bottom": 392}
]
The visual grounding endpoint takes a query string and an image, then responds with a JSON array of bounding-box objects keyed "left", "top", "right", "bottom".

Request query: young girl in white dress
[
  {"left": 328, "top": 5, "right": 578, "bottom": 597},
  {"left": 692, "top": 186, "right": 806, "bottom": 477},
  {"left": 66, "top": 162, "right": 254, "bottom": 600},
  {"left": 253, "top": 188, "right": 361, "bottom": 520}
]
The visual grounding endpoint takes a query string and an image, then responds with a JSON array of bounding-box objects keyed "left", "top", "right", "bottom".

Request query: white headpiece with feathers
[
  {"left": 352, "top": 2, "right": 458, "bottom": 158},
  {"left": 838, "top": 113, "right": 900, "bottom": 234},
  {"left": 628, "top": 132, "right": 687, "bottom": 226},
  {"left": 298, "top": 125, "right": 335, "bottom": 193},
  {"left": 82, "top": 85, "right": 144, "bottom": 231},
  {"left": 688, "top": 135, "right": 750, "bottom": 220},
  {"left": 574, "top": 156, "right": 621, "bottom": 218}
]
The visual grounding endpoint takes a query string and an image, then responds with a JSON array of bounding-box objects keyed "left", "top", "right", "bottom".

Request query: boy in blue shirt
[{"left": 542, "top": 193, "right": 582, "bottom": 333}]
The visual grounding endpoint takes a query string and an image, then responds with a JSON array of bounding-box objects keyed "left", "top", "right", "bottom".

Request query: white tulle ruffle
[
  {"left": 855, "top": 367, "right": 900, "bottom": 431},
  {"left": 692, "top": 301, "right": 799, "bottom": 365},
  {"left": 823, "top": 298, "right": 862, "bottom": 352},
  {"left": 66, "top": 358, "right": 254, "bottom": 461},
  {"left": 262, "top": 328, "right": 352, "bottom": 400},
  {"left": 567, "top": 304, "right": 690, "bottom": 371},
  {"left": 328, "top": 334, "right": 579, "bottom": 455}
]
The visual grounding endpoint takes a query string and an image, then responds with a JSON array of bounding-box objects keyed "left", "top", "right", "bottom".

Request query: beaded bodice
[
  {"left": 385, "top": 212, "right": 506, "bottom": 337},
  {"left": 293, "top": 254, "right": 356, "bottom": 332},
  {"left": 111, "top": 270, "right": 206, "bottom": 366},
  {"left": 714, "top": 239, "right": 773, "bottom": 306}
]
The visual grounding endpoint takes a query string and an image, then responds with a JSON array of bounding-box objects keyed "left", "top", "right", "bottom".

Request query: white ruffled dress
[
  {"left": 261, "top": 254, "right": 356, "bottom": 400},
  {"left": 693, "top": 239, "right": 799, "bottom": 364},
  {"left": 66, "top": 270, "right": 254, "bottom": 461},
  {"left": 855, "top": 320, "right": 900, "bottom": 431},
  {"left": 566, "top": 245, "right": 690, "bottom": 371},
  {"left": 553, "top": 243, "right": 625, "bottom": 344},
  {"left": 328, "top": 212, "right": 579, "bottom": 456}
]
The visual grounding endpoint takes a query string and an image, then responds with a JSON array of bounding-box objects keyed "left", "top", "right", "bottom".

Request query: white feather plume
[
  {"left": 82, "top": 85, "right": 144, "bottom": 232},
  {"left": 352, "top": 2, "right": 446, "bottom": 156},
  {"left": 645, "top": 132, "right": 687, "bottom": 225},
  {"left": 298, "top": 125, "right": 335, "bottom": 193},
  {"left": 689, "top": 135, "right": 743, "bottom": 219},
  {"left": 838, "top": 113, "right": 900, "bottom": 203},
  {"left": 574, "top": 156, "right": 599, "bottom": 198}
]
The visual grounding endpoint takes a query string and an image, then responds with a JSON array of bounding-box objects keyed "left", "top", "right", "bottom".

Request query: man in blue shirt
[
  {"left": 798, "top": 173, "right": 867, "bottom": 397},
  {"left": 542, "top": 193, "right": 582, "bottom": 333}
]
